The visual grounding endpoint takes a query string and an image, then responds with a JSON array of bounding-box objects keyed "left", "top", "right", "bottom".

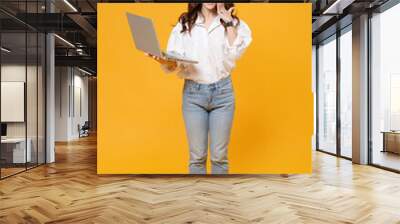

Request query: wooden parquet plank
[{"left": 0, "top": 135, "right": 400, "bottom": 224}]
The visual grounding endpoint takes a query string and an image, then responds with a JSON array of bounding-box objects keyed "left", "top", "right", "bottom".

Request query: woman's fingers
[
  {"left": 217, "top": 3, "right": 225, "bottom": 14},
  {"left": 217, "top": 4, "right": 235, "bottom": 23},
  {"left": 144, "top": 52, "right": 177, "bottom": 66},
  {"left": 145, "top": 52, "right": 162, "bottom": 63},
  {"left": 145, "top": 52, "right": 156, "bottom": 59}
]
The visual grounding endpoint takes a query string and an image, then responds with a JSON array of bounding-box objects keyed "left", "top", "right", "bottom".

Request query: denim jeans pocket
[
  {"left": 219, "top": 82, "right": 234, "bottom": 94},
  {"left": 184, "top": 85, "right": 197, "bottom": 95},
  {"left": 183, "top": 82, "right": 193, "bottom": 94}
]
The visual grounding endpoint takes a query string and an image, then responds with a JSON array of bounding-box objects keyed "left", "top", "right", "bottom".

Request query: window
[
  {"left": 371, "top": 2, "right": 400, "bottom": 171},
  {"left": 317, "top": 36, "right": 337, "bottom": 154},
  {"left": 339, "top": 28, "right": 352, "bottom": 158}
]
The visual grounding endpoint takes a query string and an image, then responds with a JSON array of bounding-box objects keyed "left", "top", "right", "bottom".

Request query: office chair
[{"left": 79, "top": 121, "right": 90, "bottom": 138}]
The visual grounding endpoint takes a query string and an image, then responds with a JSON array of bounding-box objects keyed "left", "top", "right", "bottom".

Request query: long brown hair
[{"left": 178, "top": 3, "right": 239, "bottom": 33}]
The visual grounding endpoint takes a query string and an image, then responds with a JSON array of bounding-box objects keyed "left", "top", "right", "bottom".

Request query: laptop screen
[{"left": 1, "top": 123, "right": 7, "bottom": 137}]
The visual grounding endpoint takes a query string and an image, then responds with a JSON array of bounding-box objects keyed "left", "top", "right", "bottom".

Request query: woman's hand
[
  {"left": 145, "top": 53, "right": 177, "bottom": 70},
  {"left": 217, "top": 4, "right": 238, "bottom": 46},
  {"left": 217, "top": 3, "right": 234, "bottom": 23}
]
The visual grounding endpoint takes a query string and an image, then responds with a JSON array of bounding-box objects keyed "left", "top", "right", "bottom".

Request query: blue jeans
[{"left": 182, "top": 76, "right": 235, "bottom": 174}]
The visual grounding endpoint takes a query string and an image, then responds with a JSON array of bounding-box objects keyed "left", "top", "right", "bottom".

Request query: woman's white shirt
[{"left": 162, "top": 15, "right": 252, "bottom": 84}]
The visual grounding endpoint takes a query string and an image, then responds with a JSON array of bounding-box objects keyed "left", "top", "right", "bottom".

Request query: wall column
[
  {"left": 352, "top": 14, "right": 369, "bottom": 164},
  {"left": 45, "top": 1, "right": 55, "bottom": 163}
]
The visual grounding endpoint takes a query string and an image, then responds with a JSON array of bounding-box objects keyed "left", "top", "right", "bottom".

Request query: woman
[{"left": 148, "top": 3, "right": 252, "bottom": 174}]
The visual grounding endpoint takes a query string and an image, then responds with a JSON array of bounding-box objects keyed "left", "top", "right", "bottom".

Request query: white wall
[
  {"left": 55, "top": 67, "right": 89, "bottom": 141},
  {"left": 55, "top": 67, "right": 70, "bottom": 141},
  {"left": 72, "top": 73, "right": 89, "bottom": 138}
]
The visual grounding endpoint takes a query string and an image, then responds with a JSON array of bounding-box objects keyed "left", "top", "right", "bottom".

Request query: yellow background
[{"left": 98, "top": 3, "right": 313, "bottom": 174}]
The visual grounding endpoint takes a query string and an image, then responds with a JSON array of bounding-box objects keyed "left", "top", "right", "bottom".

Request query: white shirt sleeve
[
  {"left": 223, "top": 19, "right": 252, "bottom": 61},
  {"left": 161, "top": 23, "right": 188, "bottom": 74}
]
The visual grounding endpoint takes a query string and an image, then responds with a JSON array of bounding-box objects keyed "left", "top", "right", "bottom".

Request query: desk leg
[{"left": 382, "top": 133, "right": 386, "bottom": 153}]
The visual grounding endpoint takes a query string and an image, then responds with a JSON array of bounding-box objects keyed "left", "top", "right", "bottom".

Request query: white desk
[{"left": 1, "top": 138, "right": 31, "bottom": 163}]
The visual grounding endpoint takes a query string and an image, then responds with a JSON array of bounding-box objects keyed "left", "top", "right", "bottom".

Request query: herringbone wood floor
[{"left": 1, "top": 135, "right": 400, "bottom": 224}]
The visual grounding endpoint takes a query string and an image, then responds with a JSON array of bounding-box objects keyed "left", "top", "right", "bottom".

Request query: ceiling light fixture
[
  {"left": 78, "top": 67, "right": 93, "bottom": 76},
  {"left": 323, "top": 0, "right": 355, "bottom": 15},
  {"left": 63, "top": 0, "right": 78, "bottom": 12},
  {"left": 1, "top": 47, "right": 11, "bottom": 53},
  {"left": 54, "top": 34, "right": 75, "bottom": 48}
]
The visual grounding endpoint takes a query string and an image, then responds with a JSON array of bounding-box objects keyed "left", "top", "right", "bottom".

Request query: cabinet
[{"left": 382, "top": 132, "right": 400, "bottom": 154}]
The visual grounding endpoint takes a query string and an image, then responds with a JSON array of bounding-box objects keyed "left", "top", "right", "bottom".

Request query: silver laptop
[{"left": 127, "top": 13, "right": 198, "bottom": 64}]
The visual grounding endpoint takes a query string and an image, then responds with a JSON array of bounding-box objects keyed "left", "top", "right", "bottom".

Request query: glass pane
[
  {"left": 340, "top": 29, "right": 352, "bottom": 158},
  {"left": 371, "top": 4, "right": 400, "bottom": 171},
  {"left": 318, "top": 37, "right": 337, "bottom": 154},
  {"left": 27, "top": 31, "right": 38, "bottom": 169},
  {"left": 0, "top": 1, "right": 46, "bottom": 178},
  {"left": 26, "top": 0, "right": 39, "bottom": 169},
  {"left": 38, "top": 33, "right": 45, "bottom": 165},
  {"left": 1, "top": 30, "right": 27, "bottom": 177},
  {"left": 312, "top": 45, "right": 317, "bottom": 151}
]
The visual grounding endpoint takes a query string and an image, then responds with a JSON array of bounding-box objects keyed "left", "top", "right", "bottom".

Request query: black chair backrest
[{"left": 82, "top": 121, "right": 90, "bottom": 129}]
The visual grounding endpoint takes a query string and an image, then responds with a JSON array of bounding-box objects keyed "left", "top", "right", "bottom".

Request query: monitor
[{"left": 1, "top": 123, "right": 7, "bottom": 137}]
